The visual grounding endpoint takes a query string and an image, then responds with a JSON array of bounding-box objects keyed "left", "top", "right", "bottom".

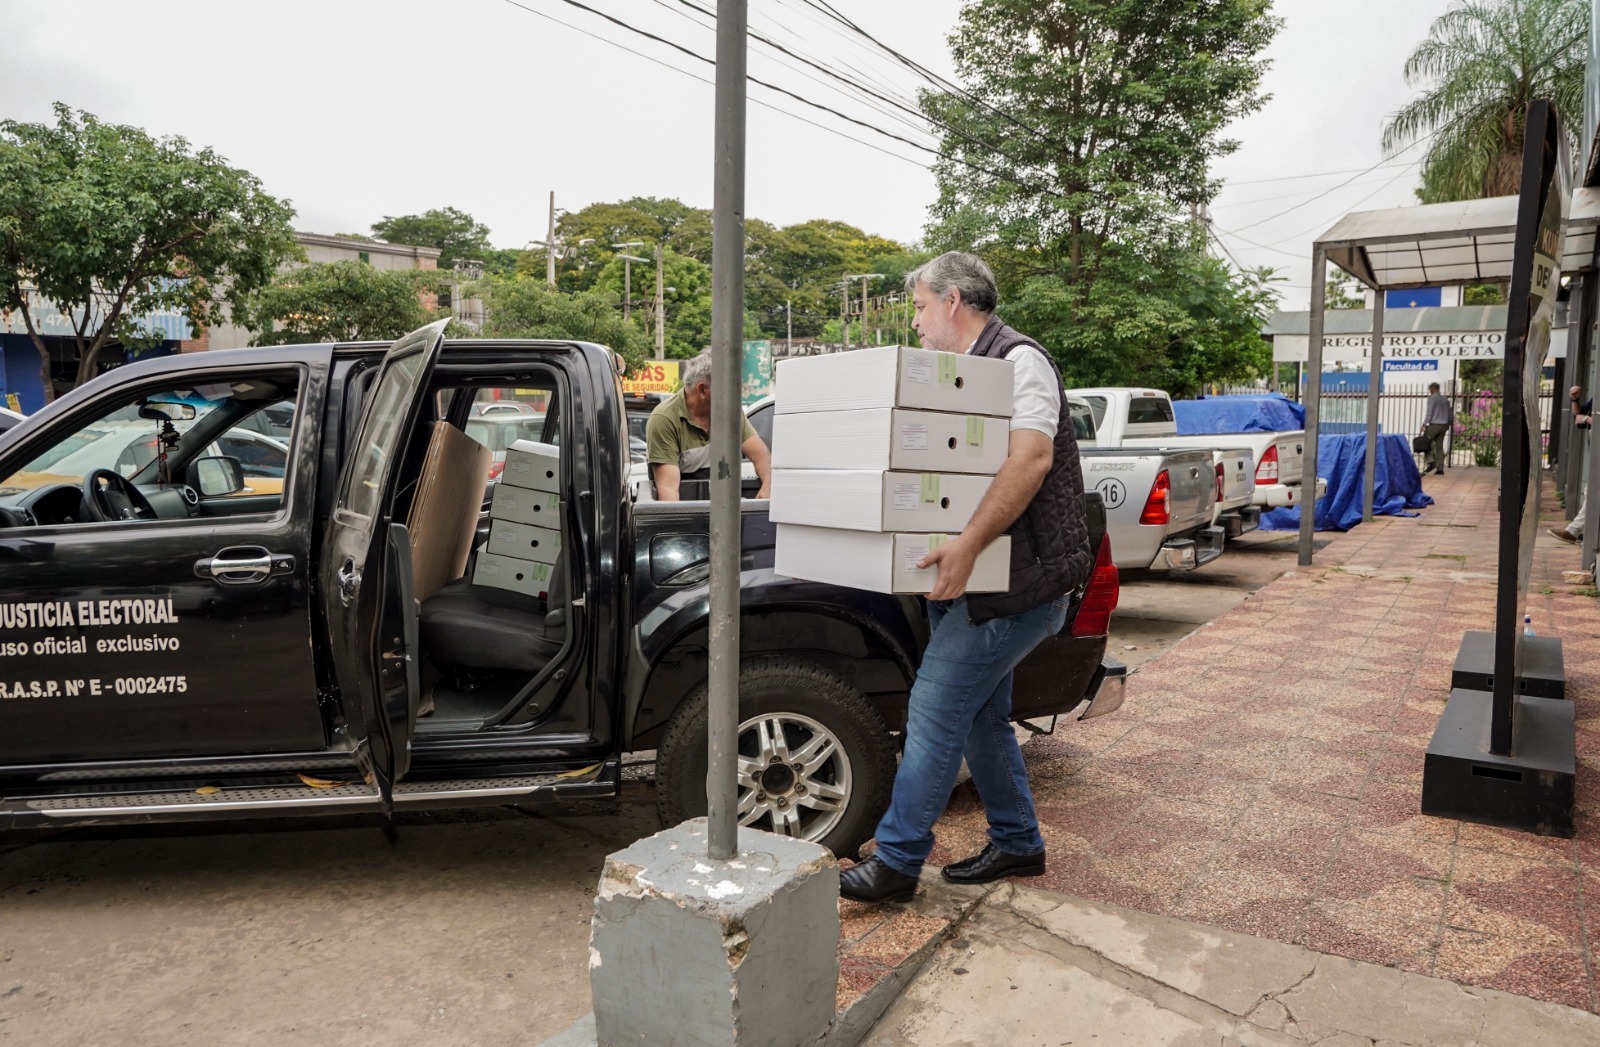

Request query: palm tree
[{"left": 1382, "top": 0, "right": 1588, "bottom": 203}]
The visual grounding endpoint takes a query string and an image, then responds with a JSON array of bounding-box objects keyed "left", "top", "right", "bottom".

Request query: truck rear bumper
[
  {"left": 1160, "top": 525, "right": 1225, "bottom": 570},
  {"left": 1079, "top": 657, "right": 1128, "bottom": 720},
  {"left": 1221, "top": 505, "right": 1261, "bottom": 538},
  {"left": 1256, "top": 478, "right": 1327, "bottom": 509}
]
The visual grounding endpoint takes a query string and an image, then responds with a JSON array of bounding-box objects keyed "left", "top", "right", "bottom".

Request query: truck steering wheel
[{"left": 82, "top": 469, "right": 157, "bottom": 522}]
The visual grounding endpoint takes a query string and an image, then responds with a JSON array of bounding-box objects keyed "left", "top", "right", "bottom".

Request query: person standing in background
[
  {"left": 1549, "top": 384, "right": 1592, "bottom": 545},
  {"left": 1420, "top": 382, "right": 1453, "bottom": 475}
]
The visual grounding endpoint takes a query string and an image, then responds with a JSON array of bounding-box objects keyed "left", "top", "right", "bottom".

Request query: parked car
[
  {"left": 0, "top": 407, "right": 25, "bottom": 434},
  {"left": 1070, "top": 387, "right": 1324, "bottom": 516},
  {"left": 0, "top": 324, "right": 1125, "bottom": 859},
  {"left": 1, "top": 419, "right": 290, "bottom": 497}
]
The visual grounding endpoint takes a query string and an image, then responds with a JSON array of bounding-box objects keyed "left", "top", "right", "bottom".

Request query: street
[{"left": 0, "top": 533, "right": 1301, "bottom": 1047}]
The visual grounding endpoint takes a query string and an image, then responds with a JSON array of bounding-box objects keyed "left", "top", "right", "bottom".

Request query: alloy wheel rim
[{"left": 735, "top": 711, "right": 852, "bottom": 842}]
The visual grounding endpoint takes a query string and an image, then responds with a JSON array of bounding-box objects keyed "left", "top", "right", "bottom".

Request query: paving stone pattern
[{"left": 916, "top": 467, "right": 1600, "bottom": 1013}]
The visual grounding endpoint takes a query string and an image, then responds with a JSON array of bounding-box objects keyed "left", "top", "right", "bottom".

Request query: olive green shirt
[{"left": 645, "top": 390, "right": 756, "bottom": 476}]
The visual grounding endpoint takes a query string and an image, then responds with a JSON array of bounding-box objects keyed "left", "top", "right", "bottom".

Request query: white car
[
  {"left": 7, "top": 421, "right": 290, "bottom": 494},
  {"left": 0, "top": 407, "right": 24, "bottom": 434}
]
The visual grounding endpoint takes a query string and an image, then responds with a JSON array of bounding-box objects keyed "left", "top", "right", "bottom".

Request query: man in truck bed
[
  {"left": 840, "top": 252, "right": 1094, "bottom": 903},
  {"left": 645, "top": 348, "right": 771, "bottom": 501}
]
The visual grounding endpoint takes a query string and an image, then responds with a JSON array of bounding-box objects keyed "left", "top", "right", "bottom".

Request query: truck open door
[{"left": 319, "top": 320, "right": 448, "bottom": 805}]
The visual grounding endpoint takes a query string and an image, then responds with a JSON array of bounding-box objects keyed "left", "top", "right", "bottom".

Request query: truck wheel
[{"left": 655, "top": 656, "right": 896, "bottom": 859}]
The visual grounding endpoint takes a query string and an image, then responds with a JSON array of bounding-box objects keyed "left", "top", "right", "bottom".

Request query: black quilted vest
[{"left": 965, "top": 316, "right": 1094, "bottom": 624}]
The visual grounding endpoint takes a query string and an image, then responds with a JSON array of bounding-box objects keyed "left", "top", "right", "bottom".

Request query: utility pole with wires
[
  {"left": 545, "top": 191, "right": 556, "bottom": 288},
  {"left": 655, "top": 243, "right": 665, "bottom": 360},
  {"left": 843, "top": 273, "right": 883, "bottom": 350}
]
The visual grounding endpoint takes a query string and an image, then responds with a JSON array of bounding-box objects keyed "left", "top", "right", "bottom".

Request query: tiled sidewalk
[{"left": 923, "top": 467, "right": 1600, "bottom": 1012}]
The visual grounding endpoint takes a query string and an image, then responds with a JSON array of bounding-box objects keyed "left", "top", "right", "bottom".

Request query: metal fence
[
  {"left": 1316, "top": 383, "right": 1554, "bottom": 468},
  {"left": 1218, "top": 382, "right": 1554, "bottom": 468}
]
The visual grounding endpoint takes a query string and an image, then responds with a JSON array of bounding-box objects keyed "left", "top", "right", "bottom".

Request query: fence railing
[{"left": 1216, "top": 382, "right": 1552, "bottom": 468}]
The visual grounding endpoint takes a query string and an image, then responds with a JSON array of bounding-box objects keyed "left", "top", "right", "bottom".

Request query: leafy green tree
[
  {"left": 1326, "top": 271, "right": 1366, "bottom": 309},
  {"left": 1382, "top": 0, "right": 1587, "bottom": 203},
  {"left": 471, "top": 275, "right": 652, "bottom": 366},
  {"left": 592, "top": 248, "right": 715, "bottom": 358},
  {"left": 371, "top": 206, "right": 492, "bottom": 271},
  {"left": 240, "top": 260, "right": 444, "bottom": 345},
  {"left": 919, "top": 1, "right": 1279, "bottom": 388},
  {"left": 0, "top": 103, "right": 299, "bottom": 394}
]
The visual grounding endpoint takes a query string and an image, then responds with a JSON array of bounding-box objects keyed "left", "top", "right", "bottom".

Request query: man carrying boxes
[{"left": 773, "top": 251, "right": 1092, "bottom": 903}]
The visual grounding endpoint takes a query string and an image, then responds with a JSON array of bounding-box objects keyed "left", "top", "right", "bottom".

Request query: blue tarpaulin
[
  {"left": 1260, "top": 433, "right": 1433, "bottom": 532},
  {"left": 1173, "top": 395, "right": 1305, "bottom": 435}
]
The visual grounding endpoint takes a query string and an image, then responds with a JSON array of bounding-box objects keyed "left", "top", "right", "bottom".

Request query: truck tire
[{"left": 655, "top": 656, "right": 896, "bottom": 859}]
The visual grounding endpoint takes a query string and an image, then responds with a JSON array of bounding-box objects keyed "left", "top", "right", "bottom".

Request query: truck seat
[{"left": 419, "top": 558, "right": 567, "bottom": 674}]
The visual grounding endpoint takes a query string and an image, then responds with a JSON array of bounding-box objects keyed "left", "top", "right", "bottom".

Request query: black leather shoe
[
  {"left": 940, "top": 844, "right": 1046, "bottom": 885},
  {"left": 839, "top": 856, "right": 919, "bottom": 903}
]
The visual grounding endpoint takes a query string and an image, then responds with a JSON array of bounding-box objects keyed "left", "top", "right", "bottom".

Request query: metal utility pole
[
  {"left": 656, "top": 244, "right": 666, "bottom": 361},
  {"left": 622, "top": 256, "right": 633, "bottom": 320},
  {"left": 1361, "top": 294, "right": 1385, "bottom": 522},
  {"left": 707, "top": 0, "right": 747, "bottom": 862},
  {"left": 843, "top": 273, "right": 884, "bottom": 350},
  {"left": 786, "top": 298, "right": 792, "bottom": 354},
  {"left": 546, "top": 191, "right": 557, "bottom": 288},
  {"left": 839, "top": 282, "right": 849, "bottom": 349}
]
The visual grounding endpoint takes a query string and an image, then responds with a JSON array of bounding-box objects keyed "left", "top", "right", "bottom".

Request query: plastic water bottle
[{"left": 1524, "top": 614, "right": 1536, "bottom": 637}]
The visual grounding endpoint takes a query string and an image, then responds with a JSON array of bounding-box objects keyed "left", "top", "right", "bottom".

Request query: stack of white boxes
[
  {"left": 770, "top": 346, "right": 1016, "bottom": 594},
  {"left": 476, "top": 439, "right": 562, "bottom": 598}
]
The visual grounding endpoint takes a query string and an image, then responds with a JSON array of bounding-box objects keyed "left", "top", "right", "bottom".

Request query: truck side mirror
[{"left": 188, "top": 456, "right": 245, "bottom": 496}]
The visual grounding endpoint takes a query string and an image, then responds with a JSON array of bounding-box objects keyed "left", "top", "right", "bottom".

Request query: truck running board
[{"left": 13, "top": 762, "right": 618, "bottom": 819}]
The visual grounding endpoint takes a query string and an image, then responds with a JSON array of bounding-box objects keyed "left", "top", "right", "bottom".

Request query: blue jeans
[{"left": 872, "top": 594, "right": 1070, "bottom": 876}]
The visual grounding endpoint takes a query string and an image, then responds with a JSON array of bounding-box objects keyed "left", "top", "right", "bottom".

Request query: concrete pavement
[{"left": 867, "top": 882, "right": 1600, "bottom": 1047}]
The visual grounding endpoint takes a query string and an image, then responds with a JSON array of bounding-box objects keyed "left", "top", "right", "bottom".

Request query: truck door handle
[{"left": 195, "top": 547, "right": 295, "bottom": 586}]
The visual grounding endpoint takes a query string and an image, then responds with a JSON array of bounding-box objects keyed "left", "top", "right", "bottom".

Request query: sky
[{"left": 1, "top": 0, "right": 1464, "bottom": 310}]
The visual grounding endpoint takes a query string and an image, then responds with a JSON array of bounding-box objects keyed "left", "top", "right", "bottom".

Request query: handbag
[{"left": 1411, "top": 434, "right": 1431, "bottom": 453}]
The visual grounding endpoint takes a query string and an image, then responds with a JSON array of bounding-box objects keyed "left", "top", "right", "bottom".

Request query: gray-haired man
[
  {"left": 1420, "top": 382, "right": 1452, "bottom": 475},
  {"left": 645, "top": 349, "right": 772, "bottom": 501},
  {"left": 839, "top": 251, "right": 1094, "bottom": 904}
]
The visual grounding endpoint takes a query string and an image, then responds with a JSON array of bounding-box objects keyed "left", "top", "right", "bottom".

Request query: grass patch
[
  {"left": 1575, "top": 586, "right": 1599, "bottom": 598},
  {"left": 1541, "top": 586, "right": 1555, "bottom": 595},
  {"left": 1424, "top": 553, "right": 1469, "bottom": 562}
]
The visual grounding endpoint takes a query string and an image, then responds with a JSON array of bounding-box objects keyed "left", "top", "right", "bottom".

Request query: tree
[
  {"left": 920, "top": 1, "right": 1279, "bottom": 387},
  {"left": 239, "top": 260, "right": 444, "bottom": 345},
  {"left": 471, "top": 276, "right": 652, "bottom": 366},
  {"left": 1382, "top": 0, "right": 1587, "bottom": 204},
  {"left": 371, "top": 207, "right": 492, "bottom": 271},
  {"left": 0, "top": 103, "right": 299, "bottom": 394},
  {"left": 1326, "top": 271, "right": 1366, "bottom": 309}
]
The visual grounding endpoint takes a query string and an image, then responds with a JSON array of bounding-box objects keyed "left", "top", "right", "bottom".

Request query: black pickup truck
[{"left": 0, "top": 321, "right": 1124, "bottom": 856}]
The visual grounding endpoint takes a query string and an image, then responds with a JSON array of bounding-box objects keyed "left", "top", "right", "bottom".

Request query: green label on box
[
  {"left": 920, "top": 473, "right": 940, "bottom": 504},
  {"left": 938, "top": 354, "right": 958, "bottom": 385},
  {"left": 927, "top": 533, "right": 947, "bottom": 552},
  {"left": 966, "top": 415, "right": 984, "bottom": 447}
]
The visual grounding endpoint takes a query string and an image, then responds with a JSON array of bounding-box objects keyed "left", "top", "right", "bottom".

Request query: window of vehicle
[
  {"left": 1128, "top": 397, "right": 1175, "bottom": 425},
  {"left": 0, "top": 373, "right": 302, "bottom": 518},
  {"left": 1068, "top": 401, "right": 1096, "bottom": 442},
  {"left": 461, "top": 386, "right": 561, "bottom": 482},
  {"left": 1083, "top": 396, "right": 1108, "bottom": 430}
]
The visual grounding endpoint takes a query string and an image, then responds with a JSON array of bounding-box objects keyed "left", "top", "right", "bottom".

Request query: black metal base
[
  {"left": 1450, "top": 629, "right": 1565, "bottom": 699},
  {"left": 1420, "top": 688, "right": 1575, "bottom": 837}
]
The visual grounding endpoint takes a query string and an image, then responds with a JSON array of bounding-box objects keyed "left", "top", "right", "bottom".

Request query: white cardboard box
[
  {"left": 775, "top": 346, "right": 1014, "bottom": 417},
  {"left": 769, "top": 469, "right": 994, "bottom": 532},
  {"left": 774, "top": 525, "right": 1011, "bottom": 594},
  {"left": 502, "top": 439, "right": 560, "bottom": 493},
  {"left": 490, "top": 484, "right": 561, "bottom": 527},
  {"left": 485, "top": 519, "right": 562, "bottom": 564},
  {"left": 771, "top": 408, "right": 1009, "bottom": 474},
  {"left": 472, "top": 551, "right": 553, "bottom": 598}
]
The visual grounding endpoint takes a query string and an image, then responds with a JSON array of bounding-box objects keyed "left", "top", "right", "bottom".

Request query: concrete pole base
[{"left": 589, "top": 818, "right": 840, "bottom": 1047}]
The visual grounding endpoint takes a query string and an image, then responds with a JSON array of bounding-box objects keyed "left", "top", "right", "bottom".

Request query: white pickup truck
[{"left": 1070, "top": 387, "right": 1324, "bottom": 521}]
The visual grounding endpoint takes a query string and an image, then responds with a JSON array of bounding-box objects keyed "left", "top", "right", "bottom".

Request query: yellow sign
[
  {"left": 621, "top": 360, "right": 681, "bottom": 396},
  {"left": 4, "top": 393, "right": 19, "bottom": 413}
]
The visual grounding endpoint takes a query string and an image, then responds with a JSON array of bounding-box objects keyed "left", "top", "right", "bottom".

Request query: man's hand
[
  {"left": 1572, "top": 385, "right": 1583, "bottom": 401},
  {"left": 919, "top": 534, "right": 982, "bottom": 601}
]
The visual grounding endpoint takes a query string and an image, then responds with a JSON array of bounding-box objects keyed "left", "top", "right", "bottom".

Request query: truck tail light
[
  {"left": 488, "top": 460, "right": 505, "bottom": 480},
  {"left": 1215, "top": 462, "right": 1226, "bottom": 502},
  {"left": 1139, "top": 469, "right": 1171, "bottom": 526},
  {"left": 1256, "top": 444, "right": 1279, "bottom": 485},
  {"left": 1071, "top": 535, "right": 1119, "bottom": 637}
]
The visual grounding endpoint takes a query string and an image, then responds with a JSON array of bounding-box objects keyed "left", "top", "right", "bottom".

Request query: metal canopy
[{"left": 1318, "top": 186, "right": 1600, "bottom": 289}]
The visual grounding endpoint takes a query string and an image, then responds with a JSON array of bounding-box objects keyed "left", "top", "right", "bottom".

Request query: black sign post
[{"left": 1421, "top": 99, "right": 1576, "bottom": 837}]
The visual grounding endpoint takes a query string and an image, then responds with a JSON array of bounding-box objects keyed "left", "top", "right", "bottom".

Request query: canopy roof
[{"left": 1318, "top": 187, "right": 1600, "bottom": 289}]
